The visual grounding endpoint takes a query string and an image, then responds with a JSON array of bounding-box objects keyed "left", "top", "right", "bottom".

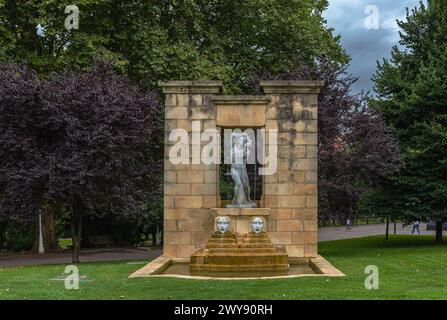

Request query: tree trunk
[
  {"left": 435, "top": 221, "right": 443, "bottom": 244},
  {"left": 71, "top": 208, "right": 82, "bottom": 264},
  {"left": 44, "top": 207, "right": 57, "bottom": 250},
  {"left": 393, "top": 221, "right": 397, "bottom": 235},
  {"left": 0, "top": 222, "right": 4, "bottom": 250},
  {"left": 385, "top": 216, "right": 390, "bottom": 240},
  {"left": 159, "top": 223, "right": 163, "bottom": 246}
]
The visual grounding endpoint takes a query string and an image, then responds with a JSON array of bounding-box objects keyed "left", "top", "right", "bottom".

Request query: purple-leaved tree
[
  {"left": 0, "top": 63, "right": 48, "bottom": 224},
  {"left": 251, "top": 59, "right": 401, "bottom": 224},
  {"left": 0, "top": 61, "right": 163, "bottom": 262}
]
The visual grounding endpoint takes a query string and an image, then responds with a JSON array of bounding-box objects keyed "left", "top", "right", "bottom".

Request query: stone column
[
  {"left": 260, "top": 81, "right": 324, "bottom": 258},
  {"left": 159, "top": 81, "right": 223, "bottom": 258}
]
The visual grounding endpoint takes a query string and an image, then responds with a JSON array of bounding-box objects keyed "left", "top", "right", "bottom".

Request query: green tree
[
  {"left": 0, "top": 0, "right": 347, "bottom": 92},
  {"left": 372, "top": 0, "right": 447, "bottom": 242}
]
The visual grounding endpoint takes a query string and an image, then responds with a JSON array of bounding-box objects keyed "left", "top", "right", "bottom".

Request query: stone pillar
[
  {"left": 260, "top": 81, "right": 324, "bottom": 258},
  {"left": 159, "top": 81, "right": 223, "bottom": 258}
]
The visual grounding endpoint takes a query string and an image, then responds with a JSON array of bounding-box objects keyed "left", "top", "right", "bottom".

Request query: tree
[
  {"left": 372, "top": 0, "right": 447, "bottom": 242},
  {"left": 42, "top": 61, "right": 162, "bottom": 262},
  {"left": 0, "top": 63, "right": 48, "bottom": 229},
  {"left": 0, "top": 0, "right": 347, "bottom": 92},
  {"left": 0, "top": 61, "right": 162, "bottom": 262},
  {"left": 0, "top": 0, "right": 348, "bottom": 247},
  {"left": 251, "top": 58, "right": 401, "bottom": 224}
]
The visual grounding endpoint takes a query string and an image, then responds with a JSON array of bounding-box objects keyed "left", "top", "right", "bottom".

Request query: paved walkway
[
  {"left": 318, "top": 223, "right": 434, "bottom": 241},
  {"left": 0, "top": 247, "right": 162, "bottom": 267},
  {"left": 0, "top": 223, "right": 435, "bottom": 267}
]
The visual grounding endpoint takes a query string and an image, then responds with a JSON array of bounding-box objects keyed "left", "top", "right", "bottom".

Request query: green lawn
[{"left": 0, "top": 235, "right": 446, "bottom": 300}]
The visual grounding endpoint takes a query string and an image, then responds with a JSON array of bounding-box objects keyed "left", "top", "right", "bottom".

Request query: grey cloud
[{"left": 324, "top": 0, "right": 422, "bottom": 94}]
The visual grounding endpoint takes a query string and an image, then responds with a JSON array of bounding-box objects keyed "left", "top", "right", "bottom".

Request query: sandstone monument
[
  {"left": 130, "top": 80, "right": 345, "bottom": 277},
  {"left": 160, "top": 80, "right": 322, "bottom": 258}
]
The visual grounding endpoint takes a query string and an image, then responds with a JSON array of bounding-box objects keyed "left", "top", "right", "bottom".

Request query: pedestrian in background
[
  {"left": 412, "top": 220, "right": 421, "bottom": 235},
  {"left": 346, "top": 218, "right": 352, "bottom": 230}
]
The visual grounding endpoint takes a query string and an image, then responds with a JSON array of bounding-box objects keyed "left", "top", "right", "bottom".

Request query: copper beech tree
[
  {"left": 0, "top": 62, "right": 162, "bottom": 263},
  {"left": 251, "top": 59, "right": 401, "bottom": 224}
]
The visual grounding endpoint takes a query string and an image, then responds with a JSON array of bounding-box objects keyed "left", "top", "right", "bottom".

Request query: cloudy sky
[{"left": 324, "top": 0, "right": 423, "bottom": 94}]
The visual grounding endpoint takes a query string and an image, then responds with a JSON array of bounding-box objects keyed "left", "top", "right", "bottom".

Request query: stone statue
[
  {"left": 216, "top": 216, "right": 230, "bottom": 234},
  {"left": 251, "top": 217, "right": 265, "bottom": 234},
  {"left": 226, "top": 132, "right": 257, "bottom": 208}
]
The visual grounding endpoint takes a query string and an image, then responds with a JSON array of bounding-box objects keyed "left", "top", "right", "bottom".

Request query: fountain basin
[
  {"left": 163, "top": 262, "right": 315, "bottom": 278},
  {"left": 128, "top": 255, "right": 345, "bottom": 280}
]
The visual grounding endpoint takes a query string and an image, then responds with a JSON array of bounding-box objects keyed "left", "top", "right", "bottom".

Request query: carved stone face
[
  {"left": 251, "top": 217, "right": 265, "bottom": 234},
  {"left": 216, "top": 216, "right": 230, "bottom": 234}
]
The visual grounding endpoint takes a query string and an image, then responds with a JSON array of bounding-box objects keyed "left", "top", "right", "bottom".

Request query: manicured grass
[{"left": 0, "top": 235, "right": 446, "bottom": 300}]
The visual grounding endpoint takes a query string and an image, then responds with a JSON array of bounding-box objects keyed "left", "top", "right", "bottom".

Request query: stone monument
[{"left": 159, "top": 80, "right": 323, "bottom": 264}]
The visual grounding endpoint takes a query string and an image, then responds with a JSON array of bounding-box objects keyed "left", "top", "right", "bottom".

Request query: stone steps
[
  {"left": 191, "top": 253, "right": 288, "bottom": 266},
  {"left": 190, "top": 231, "right": 289, "bottom": 272},
  {"left": 208, "top": 248, "right": 278, "bottom": 254}
]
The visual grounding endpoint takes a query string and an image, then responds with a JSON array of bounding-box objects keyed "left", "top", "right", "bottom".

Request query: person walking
[
  {"left": 346, "top": 218, "right": 352, "bottom": 230},
  {"left": 412, "top": 220, "right": 421, "bottom": 235}
]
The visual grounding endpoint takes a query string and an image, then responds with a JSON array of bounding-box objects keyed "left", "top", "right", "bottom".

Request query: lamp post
[{"left": 38, "top": 210, "right": 45, "bottom": 254}]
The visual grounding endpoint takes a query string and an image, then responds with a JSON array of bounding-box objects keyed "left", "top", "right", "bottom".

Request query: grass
[
  {"left": 0, "top": 235, "right": 446, "bottom": 300},
  {"left": 57, "top": 238, "right": 73, "bottom": 250}
]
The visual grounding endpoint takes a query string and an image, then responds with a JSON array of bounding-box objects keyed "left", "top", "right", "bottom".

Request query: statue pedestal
[
  {"left": 211, "top": 208, "right": 272, "bottom": 234},
  {"left": 225, "top": 203, "right": 257, "bottom": 208}
]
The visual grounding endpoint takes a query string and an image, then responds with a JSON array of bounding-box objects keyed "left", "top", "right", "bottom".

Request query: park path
[
  {"left": 0, "top": 247, "right": 162, "bottom": 267},
  {"left": 0, "top": 223, "right": 435, "bottom": 267},
  {"left": 318, "top": 223, "right": 434, "bottom": 241}
]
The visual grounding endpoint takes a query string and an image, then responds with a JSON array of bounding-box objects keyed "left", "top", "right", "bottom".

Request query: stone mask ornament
[
  {"left": 251, "top": 217, "right": 265, "bottom": 234},
  {"left": 216, "top": 216, "right": 230, "bottom": 234}
]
